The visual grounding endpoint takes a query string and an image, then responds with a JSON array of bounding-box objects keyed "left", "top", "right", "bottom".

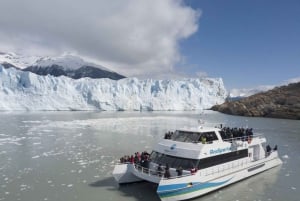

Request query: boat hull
[
  {"left": 157, "top": 154, "right": 282, "bottom": 201},
  {"left": 112, "top": 163, "right": 144, "bottom": 184}
]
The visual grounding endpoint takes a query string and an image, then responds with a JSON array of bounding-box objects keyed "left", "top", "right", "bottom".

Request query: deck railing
[
  {"left": 127, "top": 158, "right": 251, "bottom": 180},
  {"left": 132, "top": 163, "right": 193, "bottom": 179},
  {"left": 223, "top": 134, "right": 264, "bottom": 143},
  {"left": 132, "top": 163, "right": 163, "bottom": 178}
]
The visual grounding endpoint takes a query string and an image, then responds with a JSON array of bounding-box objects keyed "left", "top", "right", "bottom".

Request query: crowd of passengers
[
  {"left": 220, "top": 126, "right": 254, "bottom": 141},
  {"left": 164, "top": 131, "right": 173, "bottom": 139},
  {"left": 120, "top": 151, "right": 151, "bottom": 168},
  {"left": 120, "top": 151, "right": 197, "bottom": 178}
]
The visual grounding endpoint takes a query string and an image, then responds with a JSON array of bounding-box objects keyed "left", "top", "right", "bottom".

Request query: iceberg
[{"left": 0, "top": 65, "right": 227, "bottom": 111}]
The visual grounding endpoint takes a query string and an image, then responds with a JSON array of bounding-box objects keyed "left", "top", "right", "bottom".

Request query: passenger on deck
[
  {"left": 201, "top": 136, "right": 206, "bottom": 144},
  {"left": 134, "top": 153, "right": 139, "bottom": 164},
  {"left": 130, "top": 155, "right": 134, "bottom": 163},
  {"left": 176, "top": 166, "right": 183, "bottom": 176},
  {"left": 164, "top": 163, "right": 171, "bottom": 178},
  {"left": 266, "top": 145, "right": 271, "bottom": 156},
  {"left": 157, "top": 164, "right": 163, "bottom": 177},
  {"left": 190, "top": 166, "right": 197, "bottom": 175},
  {"left": 164, "top": 131, "right": 173, "bottom": 139}
]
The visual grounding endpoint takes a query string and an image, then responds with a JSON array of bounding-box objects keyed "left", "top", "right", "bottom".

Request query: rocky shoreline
[{"left": 211, "top": 82, "right": 300, "bottom": 120}]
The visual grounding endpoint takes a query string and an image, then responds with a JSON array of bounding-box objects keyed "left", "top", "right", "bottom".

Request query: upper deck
[{"left": 154, "top": 126, "right": 259, "bottom": 160}]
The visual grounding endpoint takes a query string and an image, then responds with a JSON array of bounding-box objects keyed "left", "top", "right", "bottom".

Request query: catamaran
[{"left": 113, "top": 123, "right": 282, "bottom": 201}]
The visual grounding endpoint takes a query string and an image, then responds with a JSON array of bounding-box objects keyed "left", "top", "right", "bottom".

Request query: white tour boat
[{"left": 113, "top": 124, "right": 282, "bottom": 201}]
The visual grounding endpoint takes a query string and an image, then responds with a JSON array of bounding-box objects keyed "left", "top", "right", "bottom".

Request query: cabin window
[
  {"left": 150, "top": 151, "right": 198, "bottom": 169},
  {"left": 170, "top": 130, "right": 218, "bottom": 143},
  {"left": 201, "top": 132, "right": 218, "bottom": 142},
  {"left": 198, "top": 149, "right": 248, "bottom": 169}
]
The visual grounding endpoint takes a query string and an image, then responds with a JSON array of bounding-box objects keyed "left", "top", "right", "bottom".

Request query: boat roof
[{"left": 177, "top": 126, "right": 221, "bottom": 133}]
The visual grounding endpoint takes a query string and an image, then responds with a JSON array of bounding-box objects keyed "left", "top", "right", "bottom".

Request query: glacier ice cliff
[{"left": 0, "top": 65, "right": 227, "bottom": 111}]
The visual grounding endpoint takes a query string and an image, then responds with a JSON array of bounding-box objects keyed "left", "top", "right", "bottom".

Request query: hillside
[{"left": 211, "top": 82, "right": 300, "bottom": 120}]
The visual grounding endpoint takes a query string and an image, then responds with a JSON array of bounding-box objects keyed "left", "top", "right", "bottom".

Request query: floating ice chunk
[
  {"left": 0, "top": 134, "right": 9, "bottom": 137},
  {"left": 67, "top": 184, "right": 73, "bottom": 187},
  {"left": 32, "top": 155, "right": 40, "bottom": 159},
  {"left": 22, "top": 121, "right": 42, "bottom": 124},
  {"left": 282, "top": 155, "right": 289, "bottom": 159},
  {"left": 42, "top": 130, "right": 52, "bottom": 133},
  {"left": 291, "top": 187, "right": 296, "bottom": 190},
  {"left": 20, "top": 184, "right": 30, "bottom": 191}
]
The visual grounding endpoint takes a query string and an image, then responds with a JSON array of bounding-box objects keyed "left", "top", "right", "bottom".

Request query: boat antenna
[{"left": 198, "top": 119, "right": 204, "bottom": 129}]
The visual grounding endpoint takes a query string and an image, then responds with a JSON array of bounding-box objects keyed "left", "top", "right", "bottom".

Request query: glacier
[{"left": 0, "top": 65, "right": 227, "bottom": 111}]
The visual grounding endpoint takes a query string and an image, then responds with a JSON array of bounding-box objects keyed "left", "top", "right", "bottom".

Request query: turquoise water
[{"left": 0, "top": 111, "right": 299, "bottom": 201}]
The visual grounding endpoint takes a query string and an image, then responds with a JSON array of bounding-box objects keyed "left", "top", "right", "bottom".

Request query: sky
[{"left": 0, "top": 0, "right": 299, "bottom": 89}]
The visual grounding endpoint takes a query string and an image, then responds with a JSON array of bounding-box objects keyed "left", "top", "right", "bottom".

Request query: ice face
[{"left": 0, "top": 65, "right": 227, "bottom": 111}]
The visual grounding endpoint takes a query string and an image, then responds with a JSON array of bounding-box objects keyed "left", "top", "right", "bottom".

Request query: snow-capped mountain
[
  {"left": 0, "top": 65, "right": 227, "bottom": 111},
  {"left": 0, "top": 52, "right": 125, "bottom": 80},
  {"left": 0, "top": 52, "right": 39, "bottom": 69}
]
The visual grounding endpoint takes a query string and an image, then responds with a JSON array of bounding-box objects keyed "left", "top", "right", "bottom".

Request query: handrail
[
  {"left": 132, "top": 163, "right": 193, "bottom": 180},
  {"left": 133, "top": 163, "right": 163, "bottom": 178},
  {"left": 122, "top": 158, "right": 252, "bottom": 180},
  {"left": 223, "top": 134, "right": 264, "bottom": 142}
]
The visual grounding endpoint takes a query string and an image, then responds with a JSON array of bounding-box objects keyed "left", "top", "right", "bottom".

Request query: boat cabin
[{"left": 150, "top": 126, "right": 253, "bottom": 173}]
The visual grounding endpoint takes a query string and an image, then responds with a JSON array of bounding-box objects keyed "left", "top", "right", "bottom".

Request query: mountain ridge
[
  {"left": 211, "top": 82, "right": 300, "bottom": 120},
  {"left": 0, "top": 52, "right": 125, "bottom": 80}
]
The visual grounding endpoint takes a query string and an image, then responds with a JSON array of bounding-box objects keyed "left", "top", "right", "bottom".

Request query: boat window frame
[
  {"left": 198, "top": 149, "right": 248, "bottom": 169},
  {"left": 170, "top": 130, "right": 218, "bottom": 143},
  {"left": 150, "top": 151, "right": 199, "bottom": 170}
]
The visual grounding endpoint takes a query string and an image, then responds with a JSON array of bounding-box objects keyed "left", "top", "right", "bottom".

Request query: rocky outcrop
[{"left": 211, "top": 82, "right": 300, "bottom": 120}]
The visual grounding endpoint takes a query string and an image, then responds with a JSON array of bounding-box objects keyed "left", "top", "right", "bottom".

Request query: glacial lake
[{"left": 0, "top": 111, "right": 299, "bottom": 201}]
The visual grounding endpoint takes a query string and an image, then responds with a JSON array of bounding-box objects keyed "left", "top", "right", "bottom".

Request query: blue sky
[{"left": 179, "top": 0, "right": 300, "bottom": 89}]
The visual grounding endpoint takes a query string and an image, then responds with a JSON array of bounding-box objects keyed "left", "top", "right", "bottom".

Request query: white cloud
[
  {"left": 195, "top": 71, "right": 208, "bottom": 78},
  {"left": 0, "top": 0, "right": 199, "bottom": 77},
  {"left": 229, "top": 76, "right": 300, "bottom": 97},
  {"left": 284, "top": 77, "right": 300, "bottom": 84}
]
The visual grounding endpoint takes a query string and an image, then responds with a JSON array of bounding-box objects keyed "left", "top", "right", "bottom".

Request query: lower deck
[
  {"left": 113, "top": 151, "right": 282, "bottom": 201},
  {"left": 114, "top": 148, "right": 280, "bottom": 184}
]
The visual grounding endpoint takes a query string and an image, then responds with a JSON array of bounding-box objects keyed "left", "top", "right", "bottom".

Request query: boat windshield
[
  {"left": 170, "top": 130, "right": 218, "bottom": 143},
  {"left": 150, "top": 151, "right": 198, "bottom": 170}
]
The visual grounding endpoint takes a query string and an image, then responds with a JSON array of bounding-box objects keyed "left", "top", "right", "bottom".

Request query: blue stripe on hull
[{"left": 157, "top": 177, "right": 232, "bottom": 198}]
